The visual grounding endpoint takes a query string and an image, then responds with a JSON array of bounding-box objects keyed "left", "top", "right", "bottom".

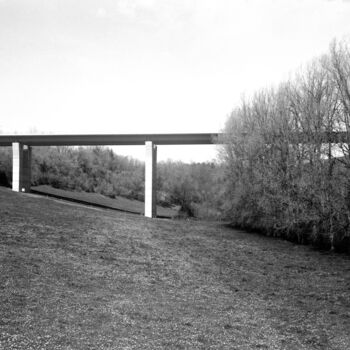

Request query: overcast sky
[{"left": 1, "top": 0, "right": 350, "bottom": 161}]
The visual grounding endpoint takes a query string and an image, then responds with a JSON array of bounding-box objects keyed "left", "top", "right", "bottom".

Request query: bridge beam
[
  {"left": 145, "top": 141, "right": 157, "bottom": 218},
  {"left": 12, "top": 142, "right": 31, "bottom": 193}
]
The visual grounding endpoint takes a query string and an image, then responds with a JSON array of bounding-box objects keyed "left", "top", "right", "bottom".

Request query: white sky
[{"left": 1, "top": 0, "right": 350, "bottom": 162}]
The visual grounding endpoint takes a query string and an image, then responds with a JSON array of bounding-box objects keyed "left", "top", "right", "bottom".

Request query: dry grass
[
  {"left": 1, "top": 186, "right": 350, "bottom": 349},
  {"left": 31, "top": 185, "right": 178, "bottom": 218}
]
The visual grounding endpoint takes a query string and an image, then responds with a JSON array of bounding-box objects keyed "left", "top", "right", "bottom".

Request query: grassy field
[
  {"left": 1, "top": 186, "right": 350, "bottom": 349},
  {"left": 31, "top": 185, "right": 178, "bottom": 218}
]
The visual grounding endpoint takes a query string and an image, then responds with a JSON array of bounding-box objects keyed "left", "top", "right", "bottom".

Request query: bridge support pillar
[
  {"left": 12, "top": 143, "right": 32, "bottom": 193},
  {"left": 145, "top": 141, "right": 157, "bottom": 218}
]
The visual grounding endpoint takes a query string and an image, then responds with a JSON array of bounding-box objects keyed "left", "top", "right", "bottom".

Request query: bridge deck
[{"left": 0, "top": 133, "right": 220, "bottom": 147}]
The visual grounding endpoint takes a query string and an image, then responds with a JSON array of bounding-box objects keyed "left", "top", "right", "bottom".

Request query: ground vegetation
[{"left": 1, "top": 187, "right": 350, "bottom": 349}]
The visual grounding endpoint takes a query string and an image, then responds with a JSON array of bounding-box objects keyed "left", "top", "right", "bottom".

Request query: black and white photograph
[{"left": 1, "top": 0, "right": 350, "bottom": 349}]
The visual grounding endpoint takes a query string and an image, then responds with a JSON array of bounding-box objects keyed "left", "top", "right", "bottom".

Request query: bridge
[{"left": 0, "top": 133, "right": 221, "bottom": 218}]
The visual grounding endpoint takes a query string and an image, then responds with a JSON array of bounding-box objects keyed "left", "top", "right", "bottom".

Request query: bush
[{"left": 222, "top": 39, "right": 350, "bottom": 252}]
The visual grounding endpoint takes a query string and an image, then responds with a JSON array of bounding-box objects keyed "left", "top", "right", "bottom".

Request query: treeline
[
  {"left": 157, "top": 161, "right": 224, "bottom": 218},
  {"left": 222, "top": 39, "right": 350, "bottom": 252},
  {"left": 0, "top": 146, "right": 223, "bottom": 218},
  {"left": 0, "top": 146, "right": 145, "bottom": 200}
]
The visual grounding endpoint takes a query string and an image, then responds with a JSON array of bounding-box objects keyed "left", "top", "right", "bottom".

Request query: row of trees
[
  {"left": 0, "top": 146, "right": 145, "bottom": 200},
  {"left": 157, "top": 161, "right": 224, "bottom": 218},
  {"left": 0, "top": 146, "right": 223, "bottom": 218},
  {"left": 221, "top": 40, "right": 350, "bottom": 251}
]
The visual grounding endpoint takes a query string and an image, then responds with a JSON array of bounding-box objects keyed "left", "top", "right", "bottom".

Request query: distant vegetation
[
  {"left": 221, "top": 39, "right": 350, "bottom": 252},
  {"left": 0, "top": 146, "right": 224, "bottom": 219}
]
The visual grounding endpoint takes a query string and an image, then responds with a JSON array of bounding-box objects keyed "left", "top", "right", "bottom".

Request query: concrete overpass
[{"left": 0, "top": 133, "right": 221, "bottom": 218}]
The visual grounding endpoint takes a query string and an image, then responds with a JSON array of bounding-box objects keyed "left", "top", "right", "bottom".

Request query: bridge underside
[{"left": 2, "top": 134, "right": 219, "bottom": 218}]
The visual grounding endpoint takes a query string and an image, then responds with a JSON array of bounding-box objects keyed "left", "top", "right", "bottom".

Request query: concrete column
[
  {"left": 12, "top": 143, "right": 31, "bottom": 193},
  {"left": 145, "top": 141, "right": 157, "bottom": 218},
  {"left": 22, "top": 145, "right": 32, "bottom": 192}
]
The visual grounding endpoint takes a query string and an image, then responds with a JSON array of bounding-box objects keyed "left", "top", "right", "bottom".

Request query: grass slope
[
  {"left": 1, "top": 186, "right": 350, "bottom": 349},
  {"left": 31, "top": 185, "right": 178, "bottom": 218}
]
